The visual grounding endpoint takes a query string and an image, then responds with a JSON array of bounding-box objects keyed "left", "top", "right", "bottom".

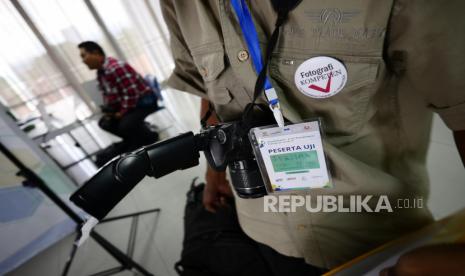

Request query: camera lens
[{"left": 229, "top": 160, "right": 267, "bottom": 198}]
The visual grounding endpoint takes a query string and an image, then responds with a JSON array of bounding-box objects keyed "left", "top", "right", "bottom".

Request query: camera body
[{"left": 199, "top": 120, "right": 267, "bottom": 198}]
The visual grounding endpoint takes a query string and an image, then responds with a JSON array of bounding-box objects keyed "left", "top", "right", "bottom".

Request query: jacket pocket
[
  {"left": 191, "top": 44, "right": 244, "bottom": 121},
  {"left": 269, "top": 53, "right": 380, "bottom": 136},
  {"left": 191, "top": 44, "right": 233, "bottom": 105},
  {"left": 192, "top": 44, "right": 226, "bottom": 83}
]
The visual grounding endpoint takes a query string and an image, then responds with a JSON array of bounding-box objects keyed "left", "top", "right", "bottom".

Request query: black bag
[{"left": 175, "top": 178, "right": 272, "bottom": 276}]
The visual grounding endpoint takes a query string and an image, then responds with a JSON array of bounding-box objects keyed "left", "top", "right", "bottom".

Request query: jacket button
[
  {"left": 199, "top": 67, "right": 208, "bottom": 77},
  {"left": 237, "top": 50, "right": 249, "bottom": 62},
  {"left": 297, "top": 224, "right": 307, "bottom": 230}
]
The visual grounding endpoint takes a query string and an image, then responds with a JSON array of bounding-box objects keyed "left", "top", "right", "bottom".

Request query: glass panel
[
  {"left": 69, "top": 125, "right": 101, "bottom": 155},
  {"left": 19, "top": 0, "right": 118, "bottom": 82},
  {"left": 0, "top": 1, "right": 90, "bottom": 126},
  {"left": 91, "top": 0, "right": 174, "bottom": 80}
]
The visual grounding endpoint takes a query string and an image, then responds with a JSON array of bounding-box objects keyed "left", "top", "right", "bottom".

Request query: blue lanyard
[{"left": 230, "top": 0, "right": 277, "bottom": 105}]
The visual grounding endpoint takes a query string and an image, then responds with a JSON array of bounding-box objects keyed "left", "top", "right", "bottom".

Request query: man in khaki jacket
[{"left": 161, "top": 0, "right": 465, "bottom": 273}]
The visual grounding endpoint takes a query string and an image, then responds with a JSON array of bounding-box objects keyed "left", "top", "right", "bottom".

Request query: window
[
  {"left": 91, "top": 0, "right": 174, "bottom": 79},
  {"left": 0, "top": 1, "right": 90, "bottom": 125},
  {"left": 19, "top": 0, "right": 118, "bottom": 83}
]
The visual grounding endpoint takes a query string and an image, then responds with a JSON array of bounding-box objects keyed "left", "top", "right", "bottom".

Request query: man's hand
[
  {"left": 380, "top": 244, "right": 465, "bottom": 276},
  {"left": 100, "top": 105, "right": 117, "bottom": 114},
  {"left": 113, "top": 112, "right": 122, "bottom": 119},
  {"left": 200, "top": 98, "right": 232, "bottom": 212},
  {"left": 203, "top": 166, "right": 233, "bottom": 212},
  {"left": 103, "top": 112, "right": 122, "bottom": 119}
]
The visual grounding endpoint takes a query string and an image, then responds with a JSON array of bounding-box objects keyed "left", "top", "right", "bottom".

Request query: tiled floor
[{"left": 7, "top": 96, "right": 465, "bottom": 276}]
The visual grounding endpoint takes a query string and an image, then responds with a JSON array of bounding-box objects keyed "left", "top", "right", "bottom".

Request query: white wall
[{"left": 427, "top": 115, "right": 465, "bottom": 219}]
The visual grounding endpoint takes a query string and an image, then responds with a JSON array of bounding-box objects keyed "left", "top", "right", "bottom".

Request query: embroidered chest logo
[
  {"left": 304, "top": 8, "right": 385, "bottom": 41},
  {"left": 306, "top": 8, "right": 360, "bottom": 25}
]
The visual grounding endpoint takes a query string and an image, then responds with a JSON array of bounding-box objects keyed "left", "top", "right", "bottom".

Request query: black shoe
[{"left": 95, "top": 142, "right": 128, "bottom": 167}]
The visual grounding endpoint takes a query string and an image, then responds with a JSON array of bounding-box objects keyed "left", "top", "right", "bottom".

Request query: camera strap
[{"left": 231, "top": 0, "right": 302, "bottom": 128}]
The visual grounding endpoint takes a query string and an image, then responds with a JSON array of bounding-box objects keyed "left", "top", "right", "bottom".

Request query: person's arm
[
  {"left": 161, "top": 0, "right": 217, "bottom": 132},
  {"left": 388, "top": 0, "right": 465, "bottom": 166},
  {"left": 453, "top": 130, "right": 465, "bottom": 167},
  {"left": 160, "top": 0, "right": 207, "bottom": 98},
  {"left": 108, "top": 63, "right": 142, "bottom": 117},
  {"left": 97, "top": 76, "right": 117, "bottom": 115},
  {"left": 200, "top": 99, "right": 233, "bottom": 212},
  {"left": 380, "top": 2, "right": 465, "bottom": 273},
  {"left": 160, "top": 0, "right": 231, "bottom": 211}
]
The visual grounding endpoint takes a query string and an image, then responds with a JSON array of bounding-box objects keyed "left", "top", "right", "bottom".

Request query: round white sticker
[{"left": 294, "top": 56, "right": 348, "bottom": 99}]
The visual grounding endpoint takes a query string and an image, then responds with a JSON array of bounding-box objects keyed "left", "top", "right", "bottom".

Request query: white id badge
[{"left": 249, "top": 120, "right": 332, "bottom": 193}]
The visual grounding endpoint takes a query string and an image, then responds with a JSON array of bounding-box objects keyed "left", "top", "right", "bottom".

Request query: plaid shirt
[{"left": 97, "top": 57, "right": 151, "bottom": 115}]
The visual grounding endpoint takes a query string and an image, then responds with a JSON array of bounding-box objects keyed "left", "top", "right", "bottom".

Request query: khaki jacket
[{"left": 161, "top": 0, "right": 465, "bottom": 268}]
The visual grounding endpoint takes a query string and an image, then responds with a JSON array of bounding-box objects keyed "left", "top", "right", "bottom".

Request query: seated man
[{"left": 78, "top": 41, "right": 159, "bottom": 154}]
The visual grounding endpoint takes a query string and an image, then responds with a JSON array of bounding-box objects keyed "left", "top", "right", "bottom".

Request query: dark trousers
[
  {"left": 257, "top": 243, "right": 327, "bottom": 276},
  {"left": 98, "top": 106, "right": 158, "bottom": 150}
]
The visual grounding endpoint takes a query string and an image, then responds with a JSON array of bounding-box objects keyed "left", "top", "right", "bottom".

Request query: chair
[{"left": 144, "top": 75, "right": 180, "bottom": 138}]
